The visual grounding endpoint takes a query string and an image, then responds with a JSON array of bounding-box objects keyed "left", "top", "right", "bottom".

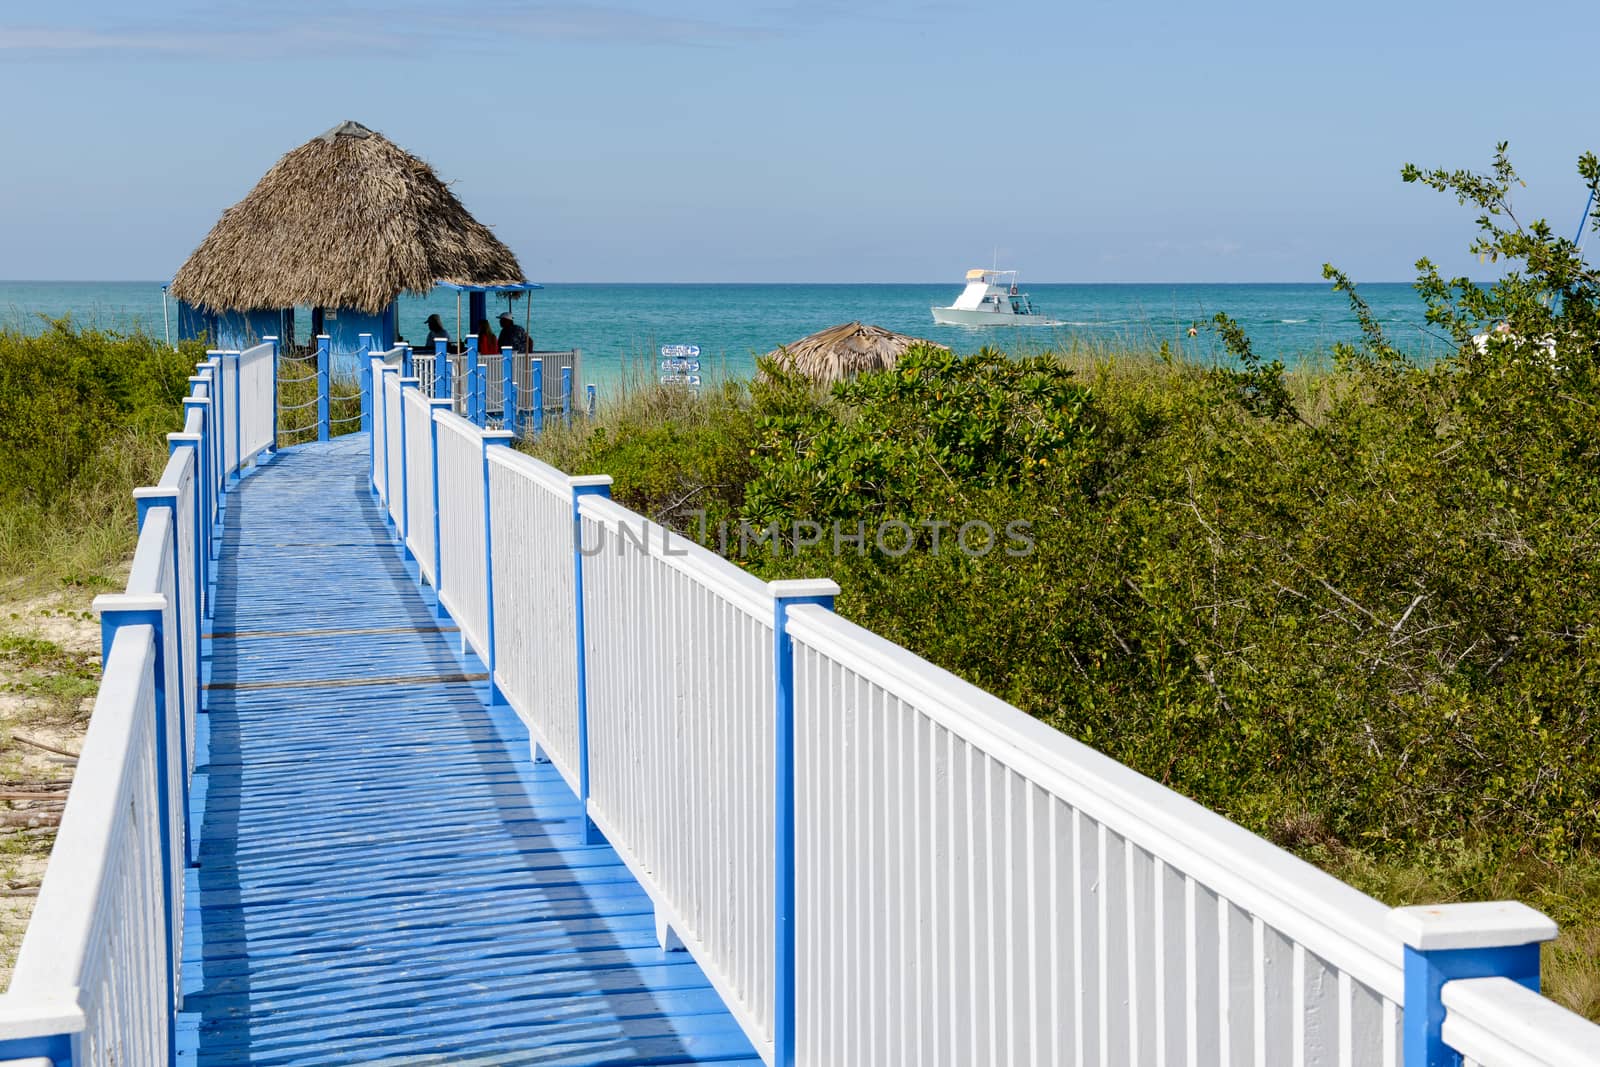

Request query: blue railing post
[
  {"left": 164, "top": 429, "right": 206, "bottom": 715},
  {"left": 570, "top": 474, "right": 614, "bottom": 845},
  {"left": 181, "top": 396, "right": 212, "bottom": 594},
  {"left": 561, "top": 366, "right": 573, "bottom": 429},
  {"left": 531, "top": 358, "right": 545, "bottom": 437},
  {"left": 358, "top": 333, "right": 373, "bottom": 432},
  {"left": 367, "top": 350, "right": 380, "bottom": 499},
  {"left": 316, "top": 334, "right": 331, "bottom": 442},
  {"left": 502, "top": 347, "right": 519, "bottom": 436},
  {"left": 465, "top": 337, "right": 481, "bottom": 427},
  {"left": 229, "top": 350, "right": 242, "bottom": 482},
  {"left": 586, "top": 383, "right": 596, "bottom": 419},
  {"left": 481, "top": 429, "right": 515, "bottom": 704},
  {"left": 428, "top": 398, "right": 452, "bottom": 602},
  {"left": 434, "top": 338, "right": 450, "bottom": 403},
  {"left": 131, "top": 490, "right": 195, "bottom": 870},
  {"left": 264, "top": 335, "right": 279, "bottom": 453},
  {"left": 402, "top": 343, "right": 413, "bottom": 380},
  {"left": 398, "top": 377, "right": 420, "bottom": 556},
  {"left": 1389, "top": 902, "right": 1558, "bottom": 1066},
  {"left": 92, "top": 591, "right": 178, "bottom": 1066},
  {"left": 770, "top": 577, "right": 840, "bottom": 1067}
]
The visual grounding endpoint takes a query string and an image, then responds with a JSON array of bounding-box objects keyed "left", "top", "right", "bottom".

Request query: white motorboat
[{"left": 932, "top": 269, "right": 1064, "bottom": 327}]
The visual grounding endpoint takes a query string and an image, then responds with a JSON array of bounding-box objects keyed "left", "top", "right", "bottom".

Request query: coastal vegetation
[
  {"left": 527, "top": 146, "right": 1600, "bottom": 1017},
  {"left": 0, "top": 319, "right": 198, "bottom": 976},
  {"left": 0, "top": 320, "right": 199, "bottom": 587}
]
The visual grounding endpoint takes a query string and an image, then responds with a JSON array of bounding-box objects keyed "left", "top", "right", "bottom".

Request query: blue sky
[{"left": 0, "top": 0, "right": 1594, "bottom": 282}]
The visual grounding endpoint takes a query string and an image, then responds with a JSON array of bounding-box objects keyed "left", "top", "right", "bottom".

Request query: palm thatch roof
[
  {"left": 763, "top": 321, "right": 947, "bottom": 385},
  {"left": 170, "top": 121, "right": 523, "bottom": 315}
]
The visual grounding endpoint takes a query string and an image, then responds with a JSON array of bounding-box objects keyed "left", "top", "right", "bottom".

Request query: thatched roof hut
[
  {"left": 763, "top": 322, "right": 947, "bottom": 385},
  {"left": 170, "top": 120, "right": 523, "bottom": 315}
]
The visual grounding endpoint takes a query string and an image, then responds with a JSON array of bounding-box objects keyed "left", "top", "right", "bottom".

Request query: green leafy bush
[
  {"left": 0, "top": 319, "right": 196, "bottom": 505},
  {"left": 534, "top": 146, "right": 1600, "bottom": 864},
  {"left": 0, "top": 320, "right": 200, "bottom": 587}
]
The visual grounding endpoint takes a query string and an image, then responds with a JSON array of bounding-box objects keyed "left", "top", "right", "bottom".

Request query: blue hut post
[
  {"left": 531, "top": 358, "right": 544, "bottom": 437},
  {"left": 502, "top": 347, "right": 519, "bottom": 436},
  {"left": 316, "top": 334, "right": 331, "bottom": 442},
  {"left": 434, "top": 338, "right": 450, "bottom": 403},
  {"left": 561, "top": 366, "right": 573, "bottom": 429},
  {"left": 465, "top": 337, "right": 481, "bottom": 425}
]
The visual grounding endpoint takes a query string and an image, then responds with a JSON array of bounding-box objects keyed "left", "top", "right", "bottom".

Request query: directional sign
[
  {"left": 659, "top": 358, "right": 701, "bottom": 374},
  {"left": 660, "top": 344, "right": 701, "bottom": 359}
]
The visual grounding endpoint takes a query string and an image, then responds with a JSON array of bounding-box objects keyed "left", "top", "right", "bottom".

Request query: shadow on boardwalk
[{"left": 180, "top": 437, "right": 759, "bottom": 1066}]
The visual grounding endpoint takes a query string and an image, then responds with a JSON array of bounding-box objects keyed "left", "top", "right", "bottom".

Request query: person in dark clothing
[
  {"left": 424, "top": 314, "right": 450, "bottom": 348},
  {"left": 497, "top": 312, "right": 530, "bottom": 353}
]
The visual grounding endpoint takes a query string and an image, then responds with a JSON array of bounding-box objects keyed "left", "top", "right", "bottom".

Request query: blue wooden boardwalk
[{"left": 178, "top": 436, "right": 760, "bottom": 1067}]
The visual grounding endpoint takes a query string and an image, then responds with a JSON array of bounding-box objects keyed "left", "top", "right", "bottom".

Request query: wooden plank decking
[{"left": 177, "top": 435, "right": 760, "bottom": 1066}]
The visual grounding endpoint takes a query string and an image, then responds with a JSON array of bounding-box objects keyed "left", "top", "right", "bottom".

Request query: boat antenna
[{"left": 161, "top": 284, "right": 172, "bottom": 350}]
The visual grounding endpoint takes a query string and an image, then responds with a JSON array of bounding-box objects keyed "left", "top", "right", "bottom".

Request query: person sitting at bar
[
  {"left": 474, "top": 318, "right": 499, "bottom": 355},
  {"left": 497, "top": 311, "right": 530, "bottom": 353},
  {"left": 424, "top": 314, "right": 450, "bottom": 348}
]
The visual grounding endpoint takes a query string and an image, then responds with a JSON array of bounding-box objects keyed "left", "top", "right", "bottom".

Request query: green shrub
[{"left": 0, "top": 320, "right": 200, "bottom": 588}]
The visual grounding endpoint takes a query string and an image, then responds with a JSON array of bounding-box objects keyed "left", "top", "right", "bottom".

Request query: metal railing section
[
  {"left": 382, "top": 369, "right": 405, "bottom": 532},
  {"left": 236, "top": 341, "right": 275, "bottom": 462},
  {"left": 785, "top": 604, "right": 1406, "bottom": 1065},
  {"left": 1442, "top": 976, "right": 1600, "bottom": 1066},
  {"left": 485, "top": 450, "right": 587, "bottom": 791},
  {"left": 578, "top": 492, "right": 781, "bottom": 1052},
  {"left": 403, "top": 385, "right": 437, "bottom": 586},
  {"left": 369, "top": 357, "right": 389, "bottom": 507},
  {"left": 0, "top": 630, "right": 167, "bottom": 1066},
  {"left": 434, "top": 411, "right": 490, "bottom": 662}
]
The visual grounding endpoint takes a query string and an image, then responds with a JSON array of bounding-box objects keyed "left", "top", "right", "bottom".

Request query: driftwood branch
[{"left": 8, "top": 734, "right": 79, "bottom": 760}]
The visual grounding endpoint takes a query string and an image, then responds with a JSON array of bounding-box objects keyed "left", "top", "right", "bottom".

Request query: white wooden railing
[
  {"left": 0, "top": 339, "right": 271, "bottom": 1065},
  {"left": 370, "top": 368, "right": 1600, "bottom": 1067},
  {"left": 1442, "top": 977, "right": 1600, "bottom": 1066}
]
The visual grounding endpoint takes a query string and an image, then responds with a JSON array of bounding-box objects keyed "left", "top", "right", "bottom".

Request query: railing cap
[
  {"left": 769, "top": 578, "right": 842, "bottom": 601},
  {"left": 483, "top": 429, "right": 516, "bottom": 445},
  {"left": 1388, "top": 901, "right": 1557, "bottom": 951},
  {"left": 91, "top": 592, "right": 167, "bottom": 615},
  {"left": 570, "top": 474, "right": 613, "bottom": 489},
  {"left": 0, "top": 994, "right": 87, "bottom": 1039},
  {"left": 131, "top": 486, "right": 179, "bottom": 501}
]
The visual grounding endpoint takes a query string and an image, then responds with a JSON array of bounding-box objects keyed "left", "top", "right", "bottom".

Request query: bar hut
[{"left": 168, "top": 120, "right": 529, "bottom": 369}]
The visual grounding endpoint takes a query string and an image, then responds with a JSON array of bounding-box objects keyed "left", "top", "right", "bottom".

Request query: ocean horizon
[{"left": 0, "top": 279, "right": 1454, "bottom": 391}]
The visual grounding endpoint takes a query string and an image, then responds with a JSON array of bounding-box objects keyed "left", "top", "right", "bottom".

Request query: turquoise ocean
[{"left": 0, "top": 280, "right": 1449, "bottom": 393}]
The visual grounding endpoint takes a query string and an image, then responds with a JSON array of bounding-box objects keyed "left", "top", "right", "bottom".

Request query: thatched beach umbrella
[
  {"left": 170, "top": 120, "right": 522, "bottom": 315},
  {"left": 763, "top": 321, "right": 947, "bottom": 385}
]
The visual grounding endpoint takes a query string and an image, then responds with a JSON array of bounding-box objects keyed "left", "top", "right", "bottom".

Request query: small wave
[{"left": 1278, "top": 318, "right": 1309, "bottom": 324}]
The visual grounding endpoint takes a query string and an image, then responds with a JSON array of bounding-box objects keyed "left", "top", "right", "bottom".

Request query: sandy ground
[{"left": 0, "top": 575, "right": 121, "bottom": 988}]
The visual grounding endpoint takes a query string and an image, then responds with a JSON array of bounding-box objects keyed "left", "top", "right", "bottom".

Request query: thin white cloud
[{"left": 0, "top": 2, "right": 774, "bottom": 58}]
